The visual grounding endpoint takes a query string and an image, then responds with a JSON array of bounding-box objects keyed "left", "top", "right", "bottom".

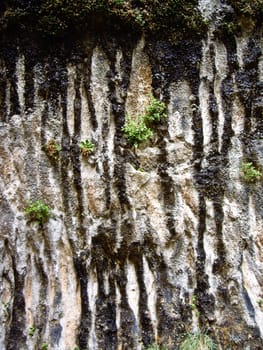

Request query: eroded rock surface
[{"left": 0, "top": 3, "right": 263, "bottom": 350}]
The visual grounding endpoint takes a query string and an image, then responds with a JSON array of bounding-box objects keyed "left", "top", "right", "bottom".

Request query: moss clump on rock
[
  {"left": 227, "top": 0, "right": 263, "bottom": 18},
  {"left": 123, "top": 96, "right": 167, "bottom": 147},
  {"left": 217, "top": 0, "right": 263, "bottom": 35},
  {"left": 37, "top": 0, "right": 107, "bottom": 37},
  {"left": 25, "top": 200, "right": 52, "bottom": 224},
  {"left": 107, "top": 0, "right": 207, "bottom": 40},
  {"left": 0, "top": 0, "right": 206, "bottom": 40}
]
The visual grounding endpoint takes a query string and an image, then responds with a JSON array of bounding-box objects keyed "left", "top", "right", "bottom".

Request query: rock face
[{"left": 0, "top": 2, "right": 263, "bottom": 350}]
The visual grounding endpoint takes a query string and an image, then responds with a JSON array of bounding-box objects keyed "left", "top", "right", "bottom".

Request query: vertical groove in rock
[
  {"left": 59, "top": 61, "right": 72, "bottom": 237},
  {"left": 23, "top": 48, "right": 35, "bottom": 112},
  {"left": 74, "top": 255, "right": 91, "bottom": 350},
  {"left": 146, "top": 41, "right": 176, "bottom": 240},
  {"left": 237, "top": 37, "right": 261, "bottom": 147},
  {"left": 194, "top": 194, "right": 210, "bottom": 325},
  {"left": 34, "top": 256, "right": 49, "bottom": 347},
  {"left": 72, "top": 64, "right": 85, "bottom": 230},
  {"left": 129, "top": 244, "right": 154, "bottom": 347},
  {"left": 6, "top": 258, "right": 26, "bottom": 350},
  {"left": 0, "top": 73, "right": 6, "bottom": 122},
  {"left": 83, "top": 41, "right": 98, "bottom": 131},
  {"left": 92, "top": 230, "right": 117, "bottom": 350},
  {"left": 220, "top": 38, "right": 235, "bottom": 158},
  {"left": 107, "top": 37, "right": 135, "bottom": 212},
  {"left": 117, "top": 264, "right": 138, "bottom": 350}
]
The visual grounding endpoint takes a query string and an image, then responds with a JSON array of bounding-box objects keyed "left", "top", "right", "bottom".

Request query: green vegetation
[
  {"left": 218, "top": 0, "right": 263, "bottom": 34},
  {"left": 227, "top": 0, "right": 263, "bottom": 18},
  {"left": 190, "top": 295, "right": 197, "bottom": 310},
  {"left": 189, "top": 295, "right": 200, "bottom": 317},
  {"left": 240, "top": 161, "right": 262, "bottom": 183},
  {"left": 44, "top": 140, "right": 61, "bottom": 160},
  {"left": 79, "top": 140, "right": 95, "bottom": 156},
  {"left": 41, "top": 343, "right": 49, "bottom": 350},
  {"left": 28, "top": 326, "right": 36, "bottom": 337},
  {"left": 258, "top": 298, "right": 263, "bottom": 309},
  {"left": 37, "top": 0, "right": 106, "bottom": 37},
  {"left": 123, "top": 115, "right": 153, "bottom": 147},
  {"left": 108, "top": 0, "right": 206, "bottom": 39},
  {"left": 25, "top": 200, "right": 52, "bottom": 224},
  {"left": 144, "top": 96, "right": 167, "bottom": 123},
  {"left": 123, "top": 96, "right": 167, "bottom": 147},
  {"left": 2, "top": 302, "right": 9, "bottom": 319},
  {"left": 1, "top": 0, "right": 261, "bottom": 39},
  {"left": 112, "top": 0, "right": 125, "bottom": 5},
  {"left": 145, "top": 345, "right": 168, "bottom": 350},
  {"left": 0, "top": 0, "right": 206, "bottom": 40},
  {"left": 179, "top": 331, "right": 217, "bottom": 350}
]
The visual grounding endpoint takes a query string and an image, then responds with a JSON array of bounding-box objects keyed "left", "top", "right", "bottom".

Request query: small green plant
[
  {"left": 123, "top": 115, "right": 153, "bottom": 147},
  {"left": 179, "top": 331, "right": 217, "bottom": 350},
  {"left": 145, "top": 345, "right": 168, "bottom": 350},
  {"left": 144, "top": 96, "right": 167, "bottom": 123},
  {"left": 44, "top": 140, "right": 61, "bottom": 160},
  {"left": 112, "top": 0, "right": 124, "bottom": 5},
  {"left": 73, "top": 346, "right": 80, "bottom": 350},
  {"left": 241, "top": 161, "right": 262, "bottom": 183},
  {"left": 2, "top": 302, "right": 9, "bottom": 319},
  {"left": 258, "top": 298, "right": 263, "bottom": 309},
  {"left": 190, "top": 295, "right": 197, "bottom": 310},
  {"left": 41, "top": 343, "right": 48, "bottom": 350},
  {"left": 79, "top": 139, "right": 94, "bottom": 156},
  {"left": 29, "top": 325, "right": 36, "bottom": 337},
  {"left": 25, "top": 200, "right": 52, "bottom": 224},
  {"left": 123, "top": 96, "right": 166, "bottom": 147}
]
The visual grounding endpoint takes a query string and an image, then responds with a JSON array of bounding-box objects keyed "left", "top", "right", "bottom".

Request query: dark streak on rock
[
  {"left": 72, "top": 64, "right": 85, "bottom": 231},
  {"left": 208, "top": 82, "right": 219, "bottom": 148},
  {"left": 23, "top": 48, "right": 35, "bottom": 112},
  {"left": 103, "top": 36, "right": 135, "bottom": 210},
  {"left": 0, "top": 70, "right": 7, "bottom": 122},
  {"left": 50, "top": 322, "right": 63, "bottom": 346},
  {"left": 74, "top": 254, "right": 91, "bottom": 350},
  {"left": 34, "top": 256, "right": 49, "bottom": 345},
  {"left": 102, "top": 144, "right": 112, "bottom": 210},
  {"left": 40, "top": 102, "right": 49, "bottom": 146},
  {"left": 221, "top": 78, "right": 235, "bottom": 158},
  {"left": 101, "top": 56, "right": 113, "bottom": 210},
  {"left": 157, "top": 158, "right": 177, "bottom": 238},
  {"left": 92, "top": 227, "right": 117, "bottom": 350},
  {"left": 145, "top": 40, "right": 177, "bottom": 239},
  {"left": 50, "top": 287, "right": 63, "bottom": 346},
  {"left": 143, "top": 231, "right": 183, "bottom": 345},
  {"left": 129, "top": 242, "right": 154, "bottom": 347},
  {"left": 194, "top": 195, "right": 206, "bottom": 317},
  {"left": 6, "top": 257, "right": 26, "bottom": 350},
  {"left": 117, "top": 264, "right": 138, "bottom": 350},
  {"left": 82, "top": 39, "right": 98, "bottom": 131},
  {"left": 6, "top": 46, "right": 20, "bottom": 118},
  {"left": 236, "top": 38, "right": 261, "bottom": 149},
  {"left": 49, "top": 56, "right": 89, "bottom": 350},
  {"left": 185, "top": 37, "right": 217, "bottom": 327},
  {"left": 59, "top": 60, "right": 72, "bottom": 230}
]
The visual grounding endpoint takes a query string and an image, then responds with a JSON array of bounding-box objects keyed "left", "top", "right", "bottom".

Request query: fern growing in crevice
[
  {"left": 240, "top": 161, "right": 262, "bottom": 183},
  {"left": 123, "top": 96, "right": 167, "bottom": 147}
]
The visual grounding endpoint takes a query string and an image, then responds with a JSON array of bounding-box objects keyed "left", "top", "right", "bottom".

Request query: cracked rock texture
[{"left": 0, "top": 2, "right": 263, "bottom": 350}]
